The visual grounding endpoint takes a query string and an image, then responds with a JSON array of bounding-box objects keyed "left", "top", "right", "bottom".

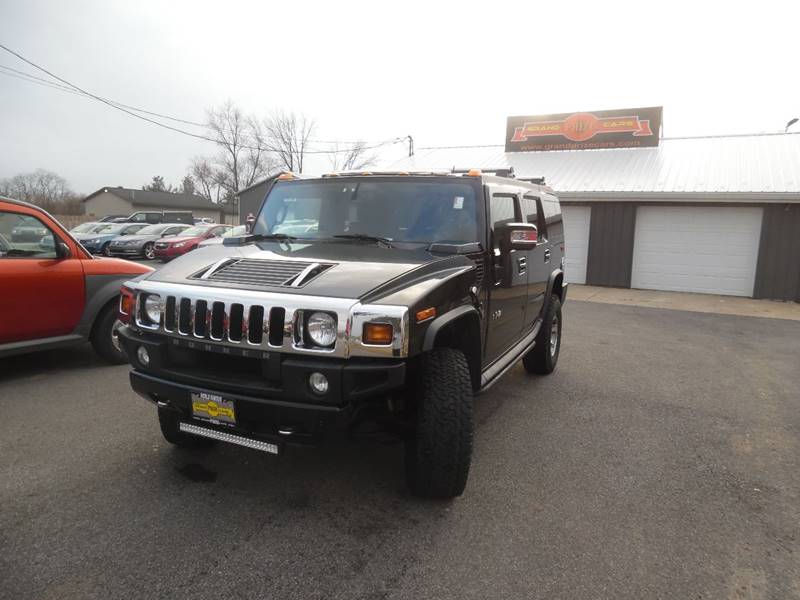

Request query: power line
[
  {"left": 0, "top": 46, "right": 401, "bottom": 154},
  {"left": 0, "top": 58, "right": 390, "bottom": 147}
]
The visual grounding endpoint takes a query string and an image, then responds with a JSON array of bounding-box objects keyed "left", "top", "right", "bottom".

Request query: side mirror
[
  {"left": 496, "top": 222, "right": 538, "bottom": 253},
  {"left": 56, "top": 241, "right": 71, "bottom": 259}
]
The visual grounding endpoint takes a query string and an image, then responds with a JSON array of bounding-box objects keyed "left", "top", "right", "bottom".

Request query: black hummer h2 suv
[{"left": 118, "top": 170, "right": 567, "bottom": 498}]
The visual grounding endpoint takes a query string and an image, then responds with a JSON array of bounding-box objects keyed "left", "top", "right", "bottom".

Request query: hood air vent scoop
[{"left": 191, "top": 258, "right": 334, "bottom": 288}]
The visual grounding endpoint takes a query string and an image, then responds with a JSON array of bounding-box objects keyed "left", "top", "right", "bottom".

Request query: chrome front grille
[
  {"left": 131, "top": 280, "right": 409, "bottom": 359},
  {"left": 160, "top": 294, "right": 290, "bottom": 348}
]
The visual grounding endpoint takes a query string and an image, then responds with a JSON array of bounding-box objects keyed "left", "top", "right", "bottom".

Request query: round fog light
[
  {"left": 136, "top": 346, "right": 151, "bottom": 366},
  {"left": 309, "top": 372, "right": 329, "bottom": 395}
]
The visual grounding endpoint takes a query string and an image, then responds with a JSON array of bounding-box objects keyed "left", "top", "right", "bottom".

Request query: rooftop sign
[{"left": 506, "top": 106, "right": 662, "bottom": 152}]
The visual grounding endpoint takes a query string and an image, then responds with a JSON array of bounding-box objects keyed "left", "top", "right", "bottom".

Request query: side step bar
[{"left": 179, "top": 422, "right": 280, "bottom": 454}]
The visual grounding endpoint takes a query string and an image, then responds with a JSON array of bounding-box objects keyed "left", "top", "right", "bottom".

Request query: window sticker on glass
[{"left": 453, "top": 196, "right": 464, "bottom": 210}]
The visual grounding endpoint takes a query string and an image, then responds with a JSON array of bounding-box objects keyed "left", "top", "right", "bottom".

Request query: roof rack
[
  {"left": 320, "top": 170, "right": 451, "bottom": 178},
  {"left": 451, "top": 166, "right": 516, "bottom": 178},
  {"left": 517, "top": 176, "right": 547, "bottom": 185}
]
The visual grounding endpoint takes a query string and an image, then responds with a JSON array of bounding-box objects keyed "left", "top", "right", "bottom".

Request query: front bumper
[
  {"left": 110, "top": 246, "right": 144, "bottom": 257},
  {"left": 120, "top": 326, "right": 407, "bottom": 444},
  {"left": 154, "top": 245, "right": 185, "bottom": 259}
]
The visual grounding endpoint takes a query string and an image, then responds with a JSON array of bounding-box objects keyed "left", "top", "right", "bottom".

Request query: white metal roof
[{"left": 387, "top": 132, "right": 800, "bottom": 199}]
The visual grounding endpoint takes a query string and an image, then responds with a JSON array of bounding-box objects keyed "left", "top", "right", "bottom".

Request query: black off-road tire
[
  {"left": 158, "top": 408, "right": 215, "bottom": 448},
  {"left": 405, "top": 347, "right": 473, "bottom": 499},
  {"left": 143, "top": 242, "right": 155, "bottom": 260},
  {"left": 90, "top": 301, "right": 127, "bottom": 364},
  {"left": 523, "top": 294, "right": 562, "bottom": 375}
]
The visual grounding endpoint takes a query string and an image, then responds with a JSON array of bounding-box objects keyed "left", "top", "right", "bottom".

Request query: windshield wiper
[
  {"left": 331, "top": 234, "right": 394, "bottom": 248},
  {"left": 253, "top": 233, "right": 298, "bottom": 242}
]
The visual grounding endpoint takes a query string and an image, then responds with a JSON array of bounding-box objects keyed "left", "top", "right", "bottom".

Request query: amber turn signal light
[
  {"left": 119, "top": 287, "right": 135, "bottom": 323},
  {"left": 363, "top": 323, "right": 393, "bottom": 345},
  {"left": 415, "top": 307, "right": 436, "bottom": 323}
]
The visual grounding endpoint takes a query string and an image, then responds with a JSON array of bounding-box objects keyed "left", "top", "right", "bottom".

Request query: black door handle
[{"left": 544, "top": 249, "right": 551, "bottom": 262}]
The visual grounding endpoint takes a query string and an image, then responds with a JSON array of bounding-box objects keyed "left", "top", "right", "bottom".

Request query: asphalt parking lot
[{"left": 2, "top": 301, "right": 799, "bottom": 600}]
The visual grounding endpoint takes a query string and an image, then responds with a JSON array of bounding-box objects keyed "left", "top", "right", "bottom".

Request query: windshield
[
  {"left": 178, "top": 226, "right": 209, "bottom": 237},
  {"left": 137, "top": 224, "right": 171, "bottom": 235},
  {"left": 253, "top": 179, "right": 479, "bottom": 245},
  {"left": 95, "top": 223, "right": 126, "bottom": 235},
  {"left": 71, "top": 222, "right": 99, "bottom": 233},
  {"left": 222, "top": 225, "right": 248, "bottom": 237}
]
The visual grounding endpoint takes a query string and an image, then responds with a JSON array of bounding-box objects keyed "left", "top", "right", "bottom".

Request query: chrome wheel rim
[
  {"left": 103, "top": 245, "right": 111, "bottom": 256},
  {"left": 144, "top": 244, "right": 154, "bottom": 259},
  {"left": 111, "top": 319, "right": 123, "bottom": 353},
  {"left": 550, "top": 314, "right": 559, "bottom": 356}
]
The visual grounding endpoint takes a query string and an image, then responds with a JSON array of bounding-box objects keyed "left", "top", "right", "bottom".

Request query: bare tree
[
  {"left": 206, "top": 101, "right": 272, "bottom": 193},
  {"left": 143, "top": 175, "right": 173, "bottom": 192},
  {"left": 263, "top": 110, "right": 316, "bottom": 173},
  {"left": 0, "top": 169, "right": 82, "bottom": 214},
  {"left": 186, "top": 101, "right": 274, "bottom": 207},
  {"left": 189, "top": 157, "right": 227, "bottom": 203},
  {"left": 178, "top": 175, "right": 195, "bottom": 196},
  {"left": 328, "top": 141, "right": 378, "bottom": 172}
]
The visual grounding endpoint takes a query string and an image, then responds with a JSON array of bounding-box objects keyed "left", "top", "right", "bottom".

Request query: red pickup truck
[{"left": 0, "top": 197, "right": 153, "bottom": 362}]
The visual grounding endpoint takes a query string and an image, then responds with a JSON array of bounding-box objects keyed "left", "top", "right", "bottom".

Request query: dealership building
[{"left": 389, "top": 109, "right": 800, "bottom": 302}]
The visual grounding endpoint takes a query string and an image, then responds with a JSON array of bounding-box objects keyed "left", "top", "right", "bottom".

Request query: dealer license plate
[{"left": 190, "top": 392, "right": 236, "bottom": 427}]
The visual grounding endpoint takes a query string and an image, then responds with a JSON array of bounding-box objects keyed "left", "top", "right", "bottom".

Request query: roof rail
[{"left": 451, "top": 166, "right": 516, "bottom": 178}]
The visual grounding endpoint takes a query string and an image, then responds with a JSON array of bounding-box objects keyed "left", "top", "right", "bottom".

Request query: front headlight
[
  {"left": 174, "top": 242, "right": 186, "bottom": 248},
  {"left": 143, "top": 294, "right": 162, "bottom": 324},
  {"left": 85, "top": 238, "right": 99, "bottom": 244},
  {"left": 307, "top": 312, "right": 337, "bottom": 347}
]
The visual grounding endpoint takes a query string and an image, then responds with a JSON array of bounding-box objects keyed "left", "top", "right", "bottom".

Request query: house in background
[{"left": 83, "top": 187, "right": 237, "bottom": 224}]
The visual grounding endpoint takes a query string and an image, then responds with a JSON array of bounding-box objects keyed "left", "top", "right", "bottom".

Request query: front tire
[
  {"left": 405, "top": 348, "right": 473, "bottom": 499},
  {"left": 143, "top": 242, "right": 155, "bottom": 260},
  {"left": 102, "top": 242, "right": 112, "bottom": 257},
  {"left": 158, "top": 408, "right": 215, "bottom": 448},
  {"left": 90, "top": 301, "right": 127, "bottom": 364},
  {"left": 523, "top": 294, "right": 562, "bottom": 375}
]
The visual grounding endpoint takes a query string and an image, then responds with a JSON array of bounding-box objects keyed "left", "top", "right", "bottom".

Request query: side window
[
  {"left": 131, "top": 213, "right": 147, "bottom": 223},
  {"left": 490, "top": 193, "right": 519, "bottom": 250},
  {"left": 0, "top": 211, "right": 58, "bottom": 259},
  {"left": 165, "top": 226, "right": 182, "bottom": 236},
  {"left": 523, "top": 195, "right": 547, "bottom": 240}
]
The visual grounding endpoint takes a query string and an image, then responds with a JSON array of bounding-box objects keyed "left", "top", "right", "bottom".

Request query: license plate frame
[{"left": 190, "top": 391, "right": 236, "bottom": 427}]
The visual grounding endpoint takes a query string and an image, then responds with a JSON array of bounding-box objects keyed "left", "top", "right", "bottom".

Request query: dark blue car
[{"left": 74, "top": 222, "right": 148, "bottom": 256}]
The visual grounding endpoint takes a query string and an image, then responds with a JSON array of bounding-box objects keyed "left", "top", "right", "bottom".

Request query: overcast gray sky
[{"left": 1, "top": 0, "right": 798, "bottom": 194}]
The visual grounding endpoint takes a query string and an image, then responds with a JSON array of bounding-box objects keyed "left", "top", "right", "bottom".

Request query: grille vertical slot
[
  {"left": 210, "top": 302, "right": 225, "bottom": 340},
  {"left": 194, "top": 300, "right": 208, "bottom": 337},
  {"left": 268, "top": 307, "right": 285, "bottom": 346},
  {"left": 178, "top": 298, "right": 191, "bottom": 334},
  {"left": 164, "top": 296, "right": 176, "bottom": 331},
  {"left": 228, "top": 304, "right": 244, "bottom": 342},
  {"left": 248, "top": 306, "right": 264, "bottom": 345}
]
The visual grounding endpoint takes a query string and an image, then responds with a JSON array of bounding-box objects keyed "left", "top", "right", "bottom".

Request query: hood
[
  {"left": 144, "top": 240, "right": 476, "bottom": 300},
  {"left": 112, "top": 234, "right": 160, "bottom": 244},
  {"left": 157, "top": 234, "right": 202, "bottom": 244}
]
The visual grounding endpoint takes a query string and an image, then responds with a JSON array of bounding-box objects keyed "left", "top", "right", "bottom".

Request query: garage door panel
[
  {"left": 562, "top": 206, "right": 590, "bottom": 285},
  {"left": 631, "top": 207, "right": 762, "bottom": 296}
]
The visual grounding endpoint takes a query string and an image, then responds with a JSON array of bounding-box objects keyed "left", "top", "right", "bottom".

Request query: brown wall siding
[
  {"left": 586, "top": 204, "right": 637, "bottom": 288},
  {"left": 754, "top": 205, "right": 800, "bottom": 301}
]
